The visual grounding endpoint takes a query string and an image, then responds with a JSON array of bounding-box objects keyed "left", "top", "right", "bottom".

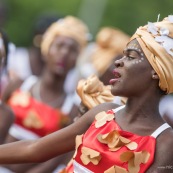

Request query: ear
[{"left": 151, "top": 70, "right": 159, "bottom": 80}]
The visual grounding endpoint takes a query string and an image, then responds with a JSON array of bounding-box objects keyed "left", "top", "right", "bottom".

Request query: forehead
[
  {"left": 126, "top": 39, "right": 142, "bottom": 50},
  {"left": 52, "top": 35, "right": 79, "bottom": 47}
]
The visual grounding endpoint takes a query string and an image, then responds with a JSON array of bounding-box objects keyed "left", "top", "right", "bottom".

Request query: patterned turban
[
  {"left": 91, "top": 27, "right": 130, "bottom": 76},
  {"left": 76, "top": 74, "right": 114, "bottom": 109},
  {"left": 130, "top": 15, "right": 173, "bottom": 94},
  {"left": 41, "top": 16, "right": 89, "bottom": 57}
]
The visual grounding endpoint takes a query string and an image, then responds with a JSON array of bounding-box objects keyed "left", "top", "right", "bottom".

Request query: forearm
[
  {"left": 0, "top": 112, "right": 92, "bottom": 165},
  {"left": 25, "top": 152, "right": 73, "bottom": 173},
  {"left": 0, "top": 140, "right": 37, "bottom": 164}
]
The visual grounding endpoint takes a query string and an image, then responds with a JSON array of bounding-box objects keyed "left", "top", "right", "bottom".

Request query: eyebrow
[{"left": 124, "top": 48, "right": 141, "bottom": 55}]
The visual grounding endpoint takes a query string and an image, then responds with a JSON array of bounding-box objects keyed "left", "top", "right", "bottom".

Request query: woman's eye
[{"left": 127, "top": 56, "right": 135, "bottom": 60}]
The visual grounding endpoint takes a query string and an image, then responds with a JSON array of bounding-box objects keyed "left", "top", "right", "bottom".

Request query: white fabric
[
  {"left": 8, "top": 47, "right": 32, "bottom": 80},
  {"left": 113, "top": 96, "right": 124, "bottom": 105},
  {"left": 9, "top": 124, "right": 40, "bottom": 140},
  {"left": 151, "top": 123, "right": 171, "bottom": 138},
  {"left": 61, "top": 93, "right": 75, "bottom": 114},
  {"left": 63, "top": 68, "right": 80, "bottom": 94},
  {"left": 73, "top": 160, "right": 93, "bottom": 173},
  {"left": 159, "top": 95, "right": 173, "bottom": 121},
  {"left": 20, "top": 75, "right": 38, "bottom": 92},
  {"left": 0, "top": 167, "right": 14, "bottom": 173},
  {"left": 52, "top": 164, "right": 66, "bottom": 173}
]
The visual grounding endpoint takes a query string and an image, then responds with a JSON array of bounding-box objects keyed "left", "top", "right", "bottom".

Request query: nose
[
  {"left": 60, "top": 46, "right": 70, "bottom": 55},
  {"left": 114, "top": 59, "right": 124, "bottom": 68}
]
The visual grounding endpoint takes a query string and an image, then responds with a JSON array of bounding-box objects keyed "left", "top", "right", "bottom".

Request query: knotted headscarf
[
  {"left": 91, "top": 27, "right": 130, "bottom": 76},
  {"left": 130, "top": 15, "right": 173, "bottom": 94},
  {"left": 76, "top": 75, "right": 114, "bottom": 109},
  {"left": 41, "top": 16, "right": 89, "bottom": 57}
]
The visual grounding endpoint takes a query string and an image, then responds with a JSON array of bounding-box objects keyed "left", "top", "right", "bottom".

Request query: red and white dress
[
  {"left": 7, "top": 75, "right": 75, "bottom": 139},
  {"left": 63, "top": 105, "right": 170, "bottom": 173}
]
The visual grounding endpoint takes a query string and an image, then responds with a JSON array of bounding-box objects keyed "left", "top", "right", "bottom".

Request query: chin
[
  {"left": 53, "top": 68, "right": 65, "bottom": 76},
  {"left": 111, "top": 85, "right": 129, "bottom": 98},
  {"left": 111, "top": 87, "right": 122, "bottom": 97}
]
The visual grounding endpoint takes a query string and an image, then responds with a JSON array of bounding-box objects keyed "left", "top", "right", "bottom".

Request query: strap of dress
[
  {"left": 112, "top": 105, "right": 125, "bottom": 113},
  {"left": 20, "top": 75, "right": 38, "bottom": 92},
  {"left": 151, "top": 123, "right": 171, "bottom": 138},
  {"left": 61, "top": 93, "right": 74, "bottom": 115}
]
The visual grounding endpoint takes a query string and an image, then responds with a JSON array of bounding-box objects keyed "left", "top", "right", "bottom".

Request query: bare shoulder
[
  {"left": 2, "top": 79, "right": 23, "bottom": 102},
  {"left": 79, "top": 102, "right": 120, "bottom": 128},
  {"left": 148, "top": 128, "right": 173, "bottom": 172}
]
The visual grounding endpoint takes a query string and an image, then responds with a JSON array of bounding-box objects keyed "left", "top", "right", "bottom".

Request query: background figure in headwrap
[
  {"left": 0, "top": 15, "right": 173, "bottom": 173},
  {"left": 77, "top": 27, "right": 129, "bottom": 105},
  {"left": 0, "top": 29, "right": 14, "bottom": 145},
  {"left": 7, "top": 13, "right": 62, "bottom": 81},
  {"left": 1, "top": 15, "right": 89, "bottom": 173}
]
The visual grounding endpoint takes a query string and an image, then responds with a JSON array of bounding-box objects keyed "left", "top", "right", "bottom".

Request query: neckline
[
  {"left": 32, "top": 80, "right": 66, "bottom": 107},
  {"left": 111, "top": 105, "right": 170, "bottom": 138}
]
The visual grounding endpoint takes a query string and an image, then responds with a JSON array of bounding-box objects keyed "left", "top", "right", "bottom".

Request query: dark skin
[
  {"left": 2, "top": 35, "right": 81, "bottom": 172},
  {"left": 0, "top": 39, "right": 173, "bottom": 173},
  {"left": 100, "top": 55, "right": 122, "bottom": 85},
  {"left": 0, "top": 32, "right": 14, "bottom": 145},
  {"left": 0, "top": 103, "right": 14, "bottom": 144}
]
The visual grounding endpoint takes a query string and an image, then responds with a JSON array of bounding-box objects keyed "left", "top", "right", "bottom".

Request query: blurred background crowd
[{"left": 0, "top": 0, "right": 172, "bottom": 172}]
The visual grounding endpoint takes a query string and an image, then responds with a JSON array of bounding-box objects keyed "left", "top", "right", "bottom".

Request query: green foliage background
[{"left": 3, "top": 0, "right": 173, "bottom": 46}]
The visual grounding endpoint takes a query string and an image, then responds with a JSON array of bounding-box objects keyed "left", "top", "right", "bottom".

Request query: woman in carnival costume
[{"left": 0, "top": 15, "right": 173, "bottom": 173}]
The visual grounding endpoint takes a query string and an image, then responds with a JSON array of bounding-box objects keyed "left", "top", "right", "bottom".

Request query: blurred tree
[{"left": 4, "top": 0, "right": 173, "bottom": 46}]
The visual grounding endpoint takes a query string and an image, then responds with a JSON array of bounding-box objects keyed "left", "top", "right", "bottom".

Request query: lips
[
  {"left": 56, "top": 62, "right": 65, "bottom": 68},
  {"left": 112, "top": 70, "right": 121, "bottom": 78},
  {"left": 109, "top": 70, "right": 121, "bottom": 85}
]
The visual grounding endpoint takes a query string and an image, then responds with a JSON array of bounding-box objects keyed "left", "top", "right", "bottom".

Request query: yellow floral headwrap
[
  {"left": 130, "top": 15, "right": 173, "bottom": 94},
  {"left": 91, "top": 27, "right": 130, "bottom": 76},
  {"left": 41, "top": 16, "right": 89, "bottom": 57}
]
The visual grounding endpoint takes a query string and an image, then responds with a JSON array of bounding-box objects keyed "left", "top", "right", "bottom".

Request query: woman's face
[
  {"left": 110, "top": 39, "right": 155, "bottom": 97},
  {"left": 46, "top": 35, "right": 80, "bottom": 76}
]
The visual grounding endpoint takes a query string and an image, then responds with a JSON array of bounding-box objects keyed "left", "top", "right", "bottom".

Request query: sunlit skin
[{"left": 0, "top": 39, "right": 172, "bottom": 173}]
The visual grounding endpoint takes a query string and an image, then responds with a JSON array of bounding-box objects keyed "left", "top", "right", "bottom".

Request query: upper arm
[
  {"left": 2, "top": 79, "right": 23, "bottom": 102},
  {"left": 0, "top": 104, "right": 14, "bottom": 144},
  {"left": 0, "top": 102, "right": 118, "bottom": 164},
  {"left": 147, "top": 129, "right": 173, "bottom": 173},
  {"left": 31, "top": 102, "right": 118, "bottom": 162}
]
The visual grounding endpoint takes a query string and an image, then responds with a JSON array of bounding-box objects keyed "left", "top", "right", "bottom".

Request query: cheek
[
  {"left": 68, "top": 51, "right": 79, "bottom": 64},
  {"left": 132, "top": 57, "right": 144, "bottom": 65},
  {"left": 124, "top": 62, "right": 152, "bottom": 86},
  {"left": 64, "top": 55, "right": 78, "bottom": 72},
  {"left": 49, "top": 46, "right": 58, "bottom": 57}
]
